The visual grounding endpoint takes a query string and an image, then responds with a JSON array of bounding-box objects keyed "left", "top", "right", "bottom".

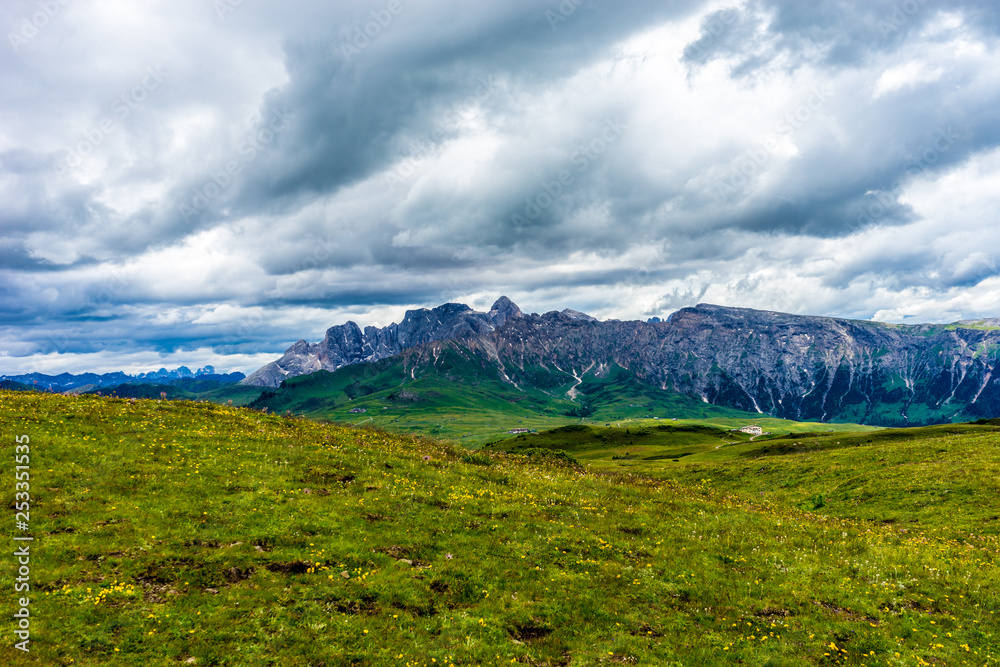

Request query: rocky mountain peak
[
  {"left": 288, "top": 339, "right": 311, "bottom": 352},
  {"left": 243, "top": 297, "right": 525, "bottom": 387},
  {"left": 560, "top": 308, "right": 597, "bottom": 322},
  {"left": 489, "top": 296, "right": 522, "bottom": 327},
  {"left": 431, "top": 302, "right": 474, "bottom": 315}
]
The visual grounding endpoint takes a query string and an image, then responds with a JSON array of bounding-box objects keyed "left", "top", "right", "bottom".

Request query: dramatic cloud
[{"left": 2, "top": 0, "right": 1000, "bottom": 374}]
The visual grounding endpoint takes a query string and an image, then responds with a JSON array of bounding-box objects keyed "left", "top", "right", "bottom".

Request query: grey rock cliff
[{"left": 241, "top": 297, "right": 522, "bottom": 387}]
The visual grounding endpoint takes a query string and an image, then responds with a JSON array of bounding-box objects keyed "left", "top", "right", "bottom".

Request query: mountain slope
[
  {"left": 490, "top": 303, "right": 1000, "bottom": 426},
  {"left": 245, "top": 298, "right": 1000, "bottom": 426},
  {"left": 248, "top": 339, "right": 754, "bottom": 444},
  {"left": 648, "top": 304, "right": 1000, "bottom": 425}
]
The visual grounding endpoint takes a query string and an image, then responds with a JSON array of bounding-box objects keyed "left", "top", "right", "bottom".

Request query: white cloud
[{"left": 873, "top": 61, "right": 945, "bottom": 98}]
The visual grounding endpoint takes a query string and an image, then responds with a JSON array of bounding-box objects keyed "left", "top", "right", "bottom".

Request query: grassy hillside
[
  {"left": 85, "top": 382, "right": 262, "bottom": 406},
  {"left": 485, "top": 422, "right": 758, "bottom": 461},
  {"left": 488, "top": 419, "right": 880, "bottom": 464},
  {"left": 491, "top": 420, "right": 1000, "bottom": 540},
  {"left": 650, "top": 421, "right": 1000, "bottom": 540},
  {"left": 2, "top": 390, "right": 998, "bottom": 665}
]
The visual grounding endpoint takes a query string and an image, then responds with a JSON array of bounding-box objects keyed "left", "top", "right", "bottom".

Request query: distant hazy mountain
[
  {"left": 245, "top": 298, "right": 1000, "bottom": 426},
  {"left": 0, "top": 366, "right": 244, "bottom": 393}
]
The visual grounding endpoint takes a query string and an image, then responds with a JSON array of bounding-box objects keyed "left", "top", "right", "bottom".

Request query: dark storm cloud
[
  {"left": 230, "top": 0, "right": 703, "bottom": 212},
  {"left": 4, "top": 0, "right": 1000, "bottom": 373},
  {"left": 685, "top": 0, "right": 1000, "bottom": 73}
]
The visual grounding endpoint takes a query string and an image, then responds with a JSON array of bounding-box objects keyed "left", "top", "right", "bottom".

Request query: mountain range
[
  {"left": 242, "top": 297, "right": 1000, "bottom": 427},
  {"left": 0, "top": 366, "right": 244, "bottom": 393}
]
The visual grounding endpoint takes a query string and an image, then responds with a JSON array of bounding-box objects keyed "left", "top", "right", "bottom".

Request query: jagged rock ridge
[
  {"left": 243, "top": 298, "right": 1000, "bottom": 426},
  {"left": 241, "top": 297, "right": 522, "bottom": 388}
]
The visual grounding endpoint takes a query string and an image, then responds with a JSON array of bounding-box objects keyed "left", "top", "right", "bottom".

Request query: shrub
[
  {"left": 516, "top": 447, "right": 579, "bottom": 466},
  {"left": 461, "top": 453, "right": 493, "bottom": 466}
]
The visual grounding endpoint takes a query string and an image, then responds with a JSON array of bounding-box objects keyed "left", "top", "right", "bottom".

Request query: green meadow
[
  {"left": 485, "top": 418, "right": 879, "bottom": 463},
  {"left": 1, "top": 390, "right": 998, "bottom": 665}
]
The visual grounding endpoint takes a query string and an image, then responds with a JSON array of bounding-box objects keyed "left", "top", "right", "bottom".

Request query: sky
[{"left": 3, "top": 0, "right": 1000, "bottom": 376}]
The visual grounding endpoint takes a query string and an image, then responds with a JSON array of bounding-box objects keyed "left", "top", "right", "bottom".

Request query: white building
[{"left": 738, "top": 425, "right": 763, "bottom": 436}]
